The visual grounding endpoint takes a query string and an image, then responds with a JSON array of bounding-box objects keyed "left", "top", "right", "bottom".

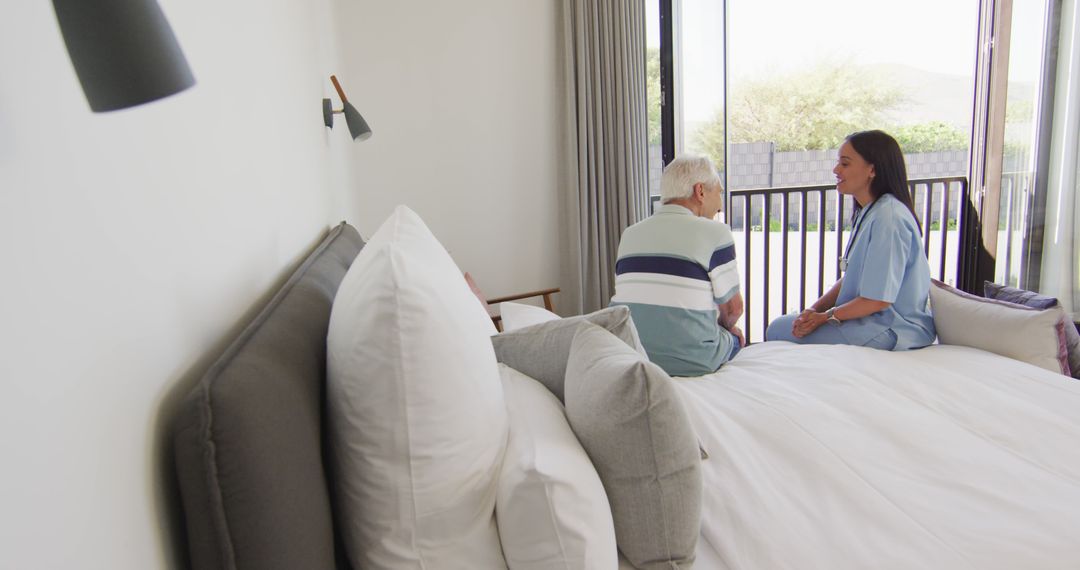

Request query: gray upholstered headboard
[{"left": 173, "top": 222, "right": 364, "bottom": 570}]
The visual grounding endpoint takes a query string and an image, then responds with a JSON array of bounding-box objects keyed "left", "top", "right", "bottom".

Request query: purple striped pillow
[{"left": 983, "top": 281, "right": 1059, "bottom": 309}]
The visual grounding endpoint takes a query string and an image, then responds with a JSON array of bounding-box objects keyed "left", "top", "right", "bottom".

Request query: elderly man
[{"left": 610, "top": 155, "right": 744, "bottom": 376}]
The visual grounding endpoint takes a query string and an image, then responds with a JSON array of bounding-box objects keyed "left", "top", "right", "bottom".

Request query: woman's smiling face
[{"left": 833, "top": 141, "right": 875, "bottom": 200}]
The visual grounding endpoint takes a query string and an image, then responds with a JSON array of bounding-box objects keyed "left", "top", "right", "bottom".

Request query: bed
[
  {"left": 678, "top": 341, "right": 1080, "bottom": 569},
  {"left": 172, "top": 209, "right": 1080, "bottom": 570}
]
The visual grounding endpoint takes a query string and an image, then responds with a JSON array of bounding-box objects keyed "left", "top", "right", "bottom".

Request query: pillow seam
[{"left": 388, "top": 221, "right": 428, "bottom": 569}]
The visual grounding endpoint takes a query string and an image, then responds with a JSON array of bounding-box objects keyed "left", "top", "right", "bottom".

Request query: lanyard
[{"left": 839, "top": 198, "right": 878, "bottom": 272}]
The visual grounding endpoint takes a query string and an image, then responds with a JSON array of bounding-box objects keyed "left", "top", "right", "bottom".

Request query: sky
[{"left": 646, "top": 0, "right": 1048, "bottom": 122}]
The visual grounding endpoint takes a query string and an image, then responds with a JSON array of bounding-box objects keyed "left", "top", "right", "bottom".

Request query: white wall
[
  {"left": 0, "top": 1, "right": 565, "bottom": 568},
  {"left": 335, "top": 0, "right": 566, "bottom": 302},
  {"left": 0, "top": 0, "right": 345, "bottom": 568}
]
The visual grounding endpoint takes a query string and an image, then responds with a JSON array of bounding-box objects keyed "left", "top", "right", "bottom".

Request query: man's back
[{"left": 610, "top": 203, "right": 740, "bottom": 376}]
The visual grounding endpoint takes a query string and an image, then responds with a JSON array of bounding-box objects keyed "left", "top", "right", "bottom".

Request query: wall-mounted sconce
[
  {"left": 52, "top": 0, "right": 195, "bottom": 112},
  {"left": 323, "top": 75, "right": 372, "bottom": 141}
]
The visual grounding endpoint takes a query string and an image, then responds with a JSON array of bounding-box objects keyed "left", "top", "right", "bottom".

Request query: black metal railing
[
  {"left": 996, "top": 171, "right": 1034, "bottom": 288},
  {"left": 728, "top": 176, "right": 970, "bottom": 342},
  {"left": 651, "top": 176, "right": 972, "bottom": 343}
]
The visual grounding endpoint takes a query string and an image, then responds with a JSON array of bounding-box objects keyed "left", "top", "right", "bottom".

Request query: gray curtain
[{"left": 561, "top": 0, "right": 651, "bottom": 315}]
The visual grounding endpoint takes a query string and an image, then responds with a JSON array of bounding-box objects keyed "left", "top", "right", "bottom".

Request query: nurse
[{"left": 765, "top": 130, "right": 936, "bottom": 350}]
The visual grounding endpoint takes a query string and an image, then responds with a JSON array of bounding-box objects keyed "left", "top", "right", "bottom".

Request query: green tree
[
  {"left": 647, "top": 48, "right": 661, "bottom": 146},
  {"left": 1005, "top": 98, "right": 1034, "bottom": 123},
  {"left": 693, "top": 112, "right": 726, "bottom": 172},
  {"left": 659, "top": 59, "right": 970, "bottom": 170},
  {"left": 733, "top": 62, "right": 905, "bottom": 151},
  {"left": 890, "top": 121, "right": 968, "bottom": 152},
  {"left": 690, "top": 61, "right": 908, "bottom": 166}
]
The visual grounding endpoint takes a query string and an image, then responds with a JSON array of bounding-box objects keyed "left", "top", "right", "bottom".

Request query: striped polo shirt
[{"left": 610, "top": 203, "right": 740, "bottom": 376}]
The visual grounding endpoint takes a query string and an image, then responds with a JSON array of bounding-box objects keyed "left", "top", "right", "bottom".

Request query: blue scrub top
[{"left": 836, "top": 193, "right": 936, "bottom": 349}]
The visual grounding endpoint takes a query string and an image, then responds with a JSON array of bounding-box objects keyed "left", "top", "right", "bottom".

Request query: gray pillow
[
  {"left": 491, "top": 305, "right": 646, "bottom": 402},
  {"left": 983, "top": 281, "right": 1059, "bottom": 309},
  {"left": 564, "top": 322, "right": 702, "bottom": 570},
  {"left": 984, "top": 281, "right": 1080, "bottom": 379}
]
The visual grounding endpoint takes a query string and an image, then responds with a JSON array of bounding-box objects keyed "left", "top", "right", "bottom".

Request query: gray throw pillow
[
  {"left": 984, "top": 281, "right": 1080, "bottom": 379},
  {"left": 491, "top": 305, "right": 646, "bottom": 402},
  {"left": 984, "top": 281, "right": 1059, "bottom": 309},
  {"left": 564, "top": 322, "right": 702, "bottom": 570}
]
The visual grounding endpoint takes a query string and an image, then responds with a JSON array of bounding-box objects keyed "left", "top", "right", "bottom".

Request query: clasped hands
[{"left": 791, "top": 308, "right": 829, "bottom": 338}]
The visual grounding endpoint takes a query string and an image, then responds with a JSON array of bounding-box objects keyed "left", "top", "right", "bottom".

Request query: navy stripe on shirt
[
  {"left": 709, "top": 244, "right": 736, "bottom": 270},
  {"left": 615, "top": 255, "right": 710, "bottom": 281}
]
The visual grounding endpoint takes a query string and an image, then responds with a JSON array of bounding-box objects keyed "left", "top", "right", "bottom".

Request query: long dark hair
[{"left": 845, "top": 130, "right": 921, "bottom": 231}]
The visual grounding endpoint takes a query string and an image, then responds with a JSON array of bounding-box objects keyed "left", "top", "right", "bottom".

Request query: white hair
[{"left": 660, "top": 155, "right": 723, "bottom": 203}]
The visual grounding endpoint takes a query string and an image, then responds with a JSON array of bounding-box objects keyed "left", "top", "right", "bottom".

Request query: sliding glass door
[{"left": 989, "top": 0, "right": 1058, "bottom": 288}]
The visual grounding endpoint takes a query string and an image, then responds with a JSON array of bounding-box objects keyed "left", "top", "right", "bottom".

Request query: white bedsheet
[{"left": 673, "top": 341, "right": 1080, "bottom": 570}]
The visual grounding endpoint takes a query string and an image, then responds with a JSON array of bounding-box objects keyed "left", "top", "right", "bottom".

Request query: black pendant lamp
[{"left": 52, "top": 0, "right": 195, "bottom": 112}]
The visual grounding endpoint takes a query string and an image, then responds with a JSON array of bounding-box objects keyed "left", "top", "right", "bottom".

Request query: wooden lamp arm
[{"left": 330, "top": 75, "right": 349, "bottom": 104}]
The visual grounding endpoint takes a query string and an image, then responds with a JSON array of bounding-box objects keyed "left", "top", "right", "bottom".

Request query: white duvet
[{"left": 671, "top": 341, "right": 1080, "bottom": 570}]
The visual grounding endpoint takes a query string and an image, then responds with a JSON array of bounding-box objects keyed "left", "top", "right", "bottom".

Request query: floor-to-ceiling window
[
  {"left": 645, "top": 0, "right": 1064, "bottom": 340},
  {"left": 725, "top": 0, "right": 977, "bottom": 189},
  {"left": 648, "top": 0, "right": 984, "bottom": 340},
  {"left": 727, "top": 0, "right": 979, "bottom": 338}
]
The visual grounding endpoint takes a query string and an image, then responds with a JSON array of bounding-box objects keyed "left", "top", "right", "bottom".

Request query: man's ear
[{"left": 692, "top": 182, "right": 705, "bottom": 200}]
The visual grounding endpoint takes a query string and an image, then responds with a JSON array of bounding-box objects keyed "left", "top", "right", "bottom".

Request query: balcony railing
[
  {"left": 996, "top": 171, "right": 1035, "bottom": 288},
  {"left": 650, "top": 176, "right": 972, "bottom": 343}
]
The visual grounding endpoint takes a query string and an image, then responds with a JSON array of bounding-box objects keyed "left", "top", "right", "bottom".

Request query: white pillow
[
  {"left": 500, "top": 301, "right": 561, "bottom": 332},
  {"left": 496, "top": 364, "right": 618, "bottom": 570},
  {"left": 929, "top": 279, "right": 1071, "bottom": 375},
  {"left": 327, "top": 206, "right": 508, "bottom": 569}
]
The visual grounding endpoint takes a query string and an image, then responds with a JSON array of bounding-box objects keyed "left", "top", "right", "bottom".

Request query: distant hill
[{"left": 865, "top": 63, "right": 1035, "bottom": 128}]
